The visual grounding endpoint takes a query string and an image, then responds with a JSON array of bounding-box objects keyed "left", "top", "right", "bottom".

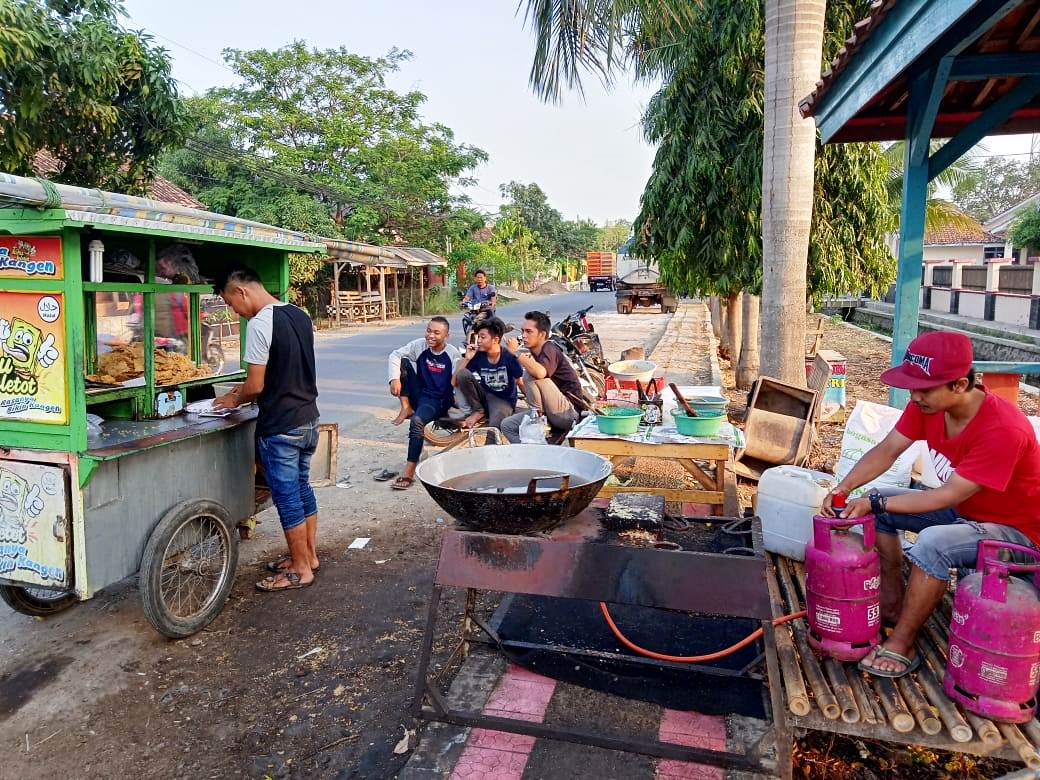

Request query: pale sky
[
  {"left": 121, "top": 0, "right": 1035, "bottom": 224},
  {"left": 121, "top": 0, "right": 657, "bottom": 226}
]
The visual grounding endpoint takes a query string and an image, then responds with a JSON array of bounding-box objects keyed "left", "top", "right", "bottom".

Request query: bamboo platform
[{"left": 766, "top": 554, "right": 1040, "bottom": 769}]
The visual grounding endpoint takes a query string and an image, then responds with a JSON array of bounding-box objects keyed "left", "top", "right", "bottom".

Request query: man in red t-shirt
[{"left": 823, "top": 331, "right": 1040, "bottom": 678}]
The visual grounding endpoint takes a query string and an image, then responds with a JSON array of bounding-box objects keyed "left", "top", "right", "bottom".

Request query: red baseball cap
[{"left": 880, "top": 331, "right": 974, "bottom": 389}]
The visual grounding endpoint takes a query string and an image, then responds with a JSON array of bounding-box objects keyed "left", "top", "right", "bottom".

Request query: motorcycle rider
[
  {"left": 500, "top": 311, "right": 584, "bottom": 443},
  {"left": 461, "top": 269, "right": 497, "bottom": 337}
]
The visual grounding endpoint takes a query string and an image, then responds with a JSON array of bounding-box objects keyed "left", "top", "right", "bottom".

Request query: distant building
[{"left": 984, "top": 192, "right": 1040, "bottom": 262}]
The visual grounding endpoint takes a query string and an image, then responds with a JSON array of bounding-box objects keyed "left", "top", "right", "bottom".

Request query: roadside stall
[{"left": 0, "top": 173, "right": 326, "bottom": 637}]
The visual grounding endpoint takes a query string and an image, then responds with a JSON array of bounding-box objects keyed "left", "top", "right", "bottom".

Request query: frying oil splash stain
[{"left": 0, "top": 655, "right": 72, "bottom": 721}]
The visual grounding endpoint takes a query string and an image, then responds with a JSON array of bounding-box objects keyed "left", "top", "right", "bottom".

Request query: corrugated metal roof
[
  {"left": 324, "top": 239, "right": 446, "bottom": 268},
  {"left": 0, "top": 171, "right": 324, "bottom": 251},
  {"left": 33, "top": 150, "right": 206, "bottom": 209}
]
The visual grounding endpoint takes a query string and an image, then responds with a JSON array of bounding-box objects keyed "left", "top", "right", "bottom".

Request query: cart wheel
[
  {"left": 140, "top": 500, "right": 238, "bottom": 639},
  {"left": 0, "top": 584, "right": 77, "bottom": 617},
  {"left": 423, "top": 418, "right": 468, "bottom": 448}
]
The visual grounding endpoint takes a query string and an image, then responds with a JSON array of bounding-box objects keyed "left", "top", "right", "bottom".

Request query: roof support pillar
[{"left": 890, "top": 76, "right": 932, "bottom": 408}]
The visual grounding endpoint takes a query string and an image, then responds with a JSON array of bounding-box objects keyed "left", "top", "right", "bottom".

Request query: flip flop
[
  {"left": 391, "top": 476, "right": 414, "bottom": 490},
  {"left": 374, "top": 469, "right": 399, "bottom": 482},
  {"left": 255, "top": 571, "right": 314, "bottom": 592},
  {"left": 857, "top": 646, "right": 921, "bottom": 678},
  {"left": 265, "top": 555, "right": 320, "bottom": 575}
]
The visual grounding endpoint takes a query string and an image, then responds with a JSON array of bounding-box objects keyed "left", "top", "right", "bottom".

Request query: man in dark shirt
[
  {"left": 213, "top": 265, "right": 320, "bottom": 592},
  {"left": 386, "top": 317, "right": 461, "bottom": 489},
  {"left": 455, "top": 317, "right": 523, "bottom": 431},
  {"left": 501, "top": 311, "right": 583, "bottom": 443}
]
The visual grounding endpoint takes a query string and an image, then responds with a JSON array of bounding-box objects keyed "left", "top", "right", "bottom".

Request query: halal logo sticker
[{"left": 37, "top": 297, "right": 59, "bottom": 324}]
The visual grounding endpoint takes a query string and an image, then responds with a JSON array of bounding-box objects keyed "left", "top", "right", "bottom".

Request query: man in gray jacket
[{"left": 386, "top": 317, "right": 461, "bottom": 489}]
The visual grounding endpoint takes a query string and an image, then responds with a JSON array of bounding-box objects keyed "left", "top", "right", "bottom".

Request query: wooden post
[
  {"left": 379, "top": 265, "right": 387, "bottom": 322},
  {"left": 333, "top": 261, "right": 342, "bottom": 328},
  {"left": 408, "top": 268, "right": 416, "bottom": 315},
  {"left": 419, "top": 267, "right": 426, "bottom": 317},
  {"left": 393, "top": 268, "right": 400, "bottom": 318},
  {"left": 890, "top": 72, "right": 934, "bottom": 407}
]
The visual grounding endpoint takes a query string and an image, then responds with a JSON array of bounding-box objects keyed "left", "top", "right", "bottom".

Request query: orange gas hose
[{"left": 599, "top": 602, "right": 806, "bottom": 663}]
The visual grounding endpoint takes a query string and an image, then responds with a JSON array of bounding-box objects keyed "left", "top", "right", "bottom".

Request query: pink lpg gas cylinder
[
  {"left": 805, "top": 496, "right": 881, "bottom": 661},
  {"left": 944, "top": 540, "right": 1040, "bottom": 723}
]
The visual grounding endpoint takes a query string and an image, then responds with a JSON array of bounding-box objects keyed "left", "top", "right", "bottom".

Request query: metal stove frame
[{"left": 411, "top": 516, "right": 794, "bottom": 778}]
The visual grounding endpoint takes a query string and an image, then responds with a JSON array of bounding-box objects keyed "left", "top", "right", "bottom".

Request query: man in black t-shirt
[
  {"left": 455, "top": 317, "right": 523, "bottom": 431},
  {"left": 501, "top": 311, "right": 583, "bottom": 443},
  {"left": 213, "top": 265, "right": 320, "bottom": 593}
]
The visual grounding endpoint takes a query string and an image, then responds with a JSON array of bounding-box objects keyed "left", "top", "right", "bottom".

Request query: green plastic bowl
[
  {"left": 595, "top": 406, "right": 643, "bottom": 435},
  {"left": 683, "top": 396, "right": 728, "bottom": 414},
  {"left": 672, "top": 409, "right": 726, "bottom": 437}
]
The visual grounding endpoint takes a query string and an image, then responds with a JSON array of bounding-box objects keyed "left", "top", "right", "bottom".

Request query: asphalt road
[{"left": 313, "top": 289, "right": 615, "bottom": 431}]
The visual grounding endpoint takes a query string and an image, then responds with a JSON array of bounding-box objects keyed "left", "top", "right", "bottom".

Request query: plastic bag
[
  {"left": 835, "top": 401, "right": 923, "bottom": 497},
  {"left": 518, "top": 410, "right": 548, "bottom": 444}
]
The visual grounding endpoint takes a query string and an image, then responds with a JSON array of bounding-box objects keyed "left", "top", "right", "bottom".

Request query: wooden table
[{"left": 569, "top": 434, "right": 739, "bottom": 516}]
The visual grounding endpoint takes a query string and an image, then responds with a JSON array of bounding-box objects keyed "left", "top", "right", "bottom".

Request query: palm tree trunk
[
  {"left": 736, "top": 293, "right": 760, "bottom": 389},
  {"left": 760, "top": 0, "right": 825, "bottom": 385},
  {"left": 709, "top": 296, "right": 722, "bottom": 340},
  {"left": 726, "top": 292, "right": 742, "bottom": 368},
  {"left": 718, "top": 296, "right": 731, "bottom": 360}
]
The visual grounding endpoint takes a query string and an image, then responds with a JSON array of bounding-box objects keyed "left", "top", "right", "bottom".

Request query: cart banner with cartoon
[
  {"left": 0, "top": 292, "right": 67, "bottom": 424},
  {"left": 0, "top": 459, "right": 69, "bottom": 587},
  {"left": 0, "top": 236, "right": 63, "bottom": 280}
]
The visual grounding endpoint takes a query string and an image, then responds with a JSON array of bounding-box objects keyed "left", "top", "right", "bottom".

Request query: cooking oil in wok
[{"left": 442, "top": 469, "right": 581, "bottom": 494}]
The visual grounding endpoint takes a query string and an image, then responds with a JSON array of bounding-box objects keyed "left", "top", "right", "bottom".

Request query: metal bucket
[{"left": 416, "top": 436, "right": 612, "bottom": 534}]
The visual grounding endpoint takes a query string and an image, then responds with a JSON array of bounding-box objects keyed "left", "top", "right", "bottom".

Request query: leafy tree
[
  {"left": 498, "top": 181, "right": 599, "bottom": 264},
  {"left": 164, "top": 43, "right": 486, "bottom": 251},
  {"left": 1010, "top": 209, "right": 1040, "bottom": 253},
  {"left": 634, "top": 0, "right": 892, "bottom": 304},
  {"left": 953, "top": 155, "right": 1040, "bottom": 222},
  {"left": 0, "top": 0, "right": 187, "bottom": 193},
  {"left": 597, "top": 219, "right": 632, "bottom": 252}
]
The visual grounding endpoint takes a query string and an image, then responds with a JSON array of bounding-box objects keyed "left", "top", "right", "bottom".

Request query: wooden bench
[{"left": 327, "top": 291, "right": 385, "bottom": 323}]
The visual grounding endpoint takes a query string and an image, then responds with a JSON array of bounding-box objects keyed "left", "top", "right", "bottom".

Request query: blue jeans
[
  {"left": 258, "top": 420, "right": 320, "bottom": 531},
  {"left": 873, "top": 490, "right": 1036, "bottom": 580},
  {"left": 401, "top": 360, "right": 453, "bottom": 463}
]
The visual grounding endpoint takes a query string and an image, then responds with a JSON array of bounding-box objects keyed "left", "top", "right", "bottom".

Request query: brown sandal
[
  {"left": 265, "top": 555, "right": 320, "bottom": 575},
  {"left": 391, "top": 476, "right": 414, "bottom": 490},
  {"left": 255, "top": 571, "right": 314, "bottom": 592}
]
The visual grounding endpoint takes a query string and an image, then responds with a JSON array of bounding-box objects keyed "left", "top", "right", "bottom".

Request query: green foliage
[
  {"left": 882, "top": 141, "right": 981, "bottom": 233},
  {"left": 632, "top": 0, "right": 893, "bottom": 300},
  {"left": 1010, "top": 209, "right": 1040, "bottom": 252},
  {"left": 161, "top": 42, "right": 486, "bottom": 296},
  {"left": 953, "top": 155, "right": 1040, "bottom": 223},
  {"left": 499, "top": 181, "right": 597, "bottom": 261},
  {"left": 597, "top": 219, "right": 632, "bottom": 251},
  {"left": 0, "top": 0, "right": 187, "bottom": 192}
]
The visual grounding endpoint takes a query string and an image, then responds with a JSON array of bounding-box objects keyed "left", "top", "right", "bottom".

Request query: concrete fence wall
[{"left": 917, "top": 261, "right": 1040, "bottom": 331}]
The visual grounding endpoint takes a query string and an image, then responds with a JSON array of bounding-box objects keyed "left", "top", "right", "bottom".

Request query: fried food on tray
[{"left": 88, "top": 343, "right": 210, "bottom": 386}]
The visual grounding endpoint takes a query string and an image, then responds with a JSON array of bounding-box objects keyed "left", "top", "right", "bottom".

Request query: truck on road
[
  {"left": 615, "top": 265, "right": 678, "bottom": 314},
  {"left": 585, "top": 251, "right": 616, "bottom": 291}
]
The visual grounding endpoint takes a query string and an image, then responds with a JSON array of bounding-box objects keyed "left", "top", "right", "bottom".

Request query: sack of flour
[{"left": 835, "top": 401, "right": 924, "bottom": 496}]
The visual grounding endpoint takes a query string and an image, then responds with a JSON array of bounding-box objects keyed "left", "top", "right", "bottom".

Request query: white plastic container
[{"left": 758, "top": 465, "right": 836, "bottom": 560}]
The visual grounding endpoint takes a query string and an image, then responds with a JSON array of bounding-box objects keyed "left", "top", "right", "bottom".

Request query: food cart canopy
[{"left": 0, "top": 172, "right": 325, "bottom": 253}]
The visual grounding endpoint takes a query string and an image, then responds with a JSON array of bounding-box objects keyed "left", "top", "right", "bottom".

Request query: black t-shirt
[
  {"left": 467, "top": 349, "right": 523, "bottom": 407},
  {"left": 245, "top": 303, "right": 319, "bottom": 437},
  {"left": 533, "top": 340, "right": 583, "bottom": 407}
]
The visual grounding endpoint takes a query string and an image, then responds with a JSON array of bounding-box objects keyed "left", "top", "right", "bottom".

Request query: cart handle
[{"left": 526, "top": 473, "right": 571, "bottom": 495}]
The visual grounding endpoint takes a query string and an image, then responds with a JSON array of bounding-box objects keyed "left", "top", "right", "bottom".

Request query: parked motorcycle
[{"left": 550, "top": 305, "right": 606, "bottom": 399}]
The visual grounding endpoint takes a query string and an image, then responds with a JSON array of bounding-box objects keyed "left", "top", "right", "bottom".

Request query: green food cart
[{"left": 0, "top": 172, "right": 326, "bottom": 637}]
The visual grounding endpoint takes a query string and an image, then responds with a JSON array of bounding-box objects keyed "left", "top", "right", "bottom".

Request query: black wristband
[{"left": 868, "top": 490, "right": 884, "bottom": 516}]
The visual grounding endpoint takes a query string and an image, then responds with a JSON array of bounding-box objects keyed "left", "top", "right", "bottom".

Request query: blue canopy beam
[{"left": 950, "top": 52, "right": 1040, "bottom": 79}]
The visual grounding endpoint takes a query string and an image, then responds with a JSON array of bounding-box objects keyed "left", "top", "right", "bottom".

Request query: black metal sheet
[{"left": 434, "top": 530, "right": 771, "bottom": 619}]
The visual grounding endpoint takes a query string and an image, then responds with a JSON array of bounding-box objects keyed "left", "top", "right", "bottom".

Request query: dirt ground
[{"left": 0, "top": 308, "right": 671, "bottom": 780}]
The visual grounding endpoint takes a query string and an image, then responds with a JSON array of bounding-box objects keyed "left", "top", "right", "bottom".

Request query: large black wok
[{"left": 416, "top": 443, "right": 613, "bottom": 534}]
